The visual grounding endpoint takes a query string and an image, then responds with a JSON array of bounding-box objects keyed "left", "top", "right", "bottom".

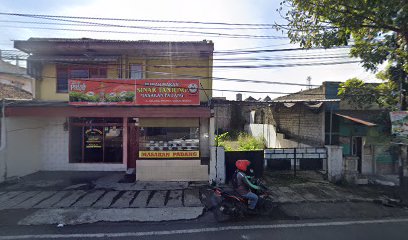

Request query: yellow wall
[{"left": 37, "top": 54, "right": 212, "bottom": 103}]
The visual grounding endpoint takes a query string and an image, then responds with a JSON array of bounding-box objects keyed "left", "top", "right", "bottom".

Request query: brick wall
[{"left": 269, "top": 104, "right": 325, "bottom": 146}]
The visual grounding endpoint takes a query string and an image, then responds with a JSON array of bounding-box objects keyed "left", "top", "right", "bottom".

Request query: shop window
[
  {"left": 69, "top": 118, "right": 123, "bottom": 163},
  {"left": 129, "top": 64, "right": 143, "bottom": 79},
  {"left": 56, "top": 65, "right": 107, "bottom": 93},
  {"left": 139, "top": 127, "right": 199, "bottom": 152}
]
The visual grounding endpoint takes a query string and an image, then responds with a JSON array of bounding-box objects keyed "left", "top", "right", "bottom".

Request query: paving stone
[
  {"left": 92, "top": 191, "right": 120, "bottom": 208},
  {"left": 0, "top": 191, "right": 39, "bottom": 209},
  {"left": 291, "top": 186, "right": 322, "bottom": 202},
  {"left": 14, "top": 191, "right": 57, "bottom": 209},
  {"left": 277, "top": 187, "right": 305, "bottom": 202},
  {"left": 72, "top": 190, "right": 105, "bottom": 208},
  {"left": 130, "top": 191, "right": 150, "bottom": 208},
  {"left": 266, "top": 186, "right": 282, "bottom": 202},
  {"left": 147, "top": 191, "right": 167, "bottom": 208},
  {"left": 318, "top": 185, "right": 351, "bottom": 200},
  {"left": 35, "top": 191, "right": 70, "bottom": 208},
  {"left": 0, "top": 191, "right": 23, "bottom": 204},
  {"left": 53, "top": 191, "right": 87, "bottom": 208},
  {"left": 184, "top": 189, "right": 202, "bottom": 207},
  {"left": 166, "top": 190, "right": 183, "bottom": 207},
  {"left": 111, "top": 191, "right": 137, "bottom": 208}
]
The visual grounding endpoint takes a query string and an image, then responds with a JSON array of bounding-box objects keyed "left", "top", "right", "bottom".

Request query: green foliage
[
  {"left": 237, "top": 133, "right": 265, "bottom": 151},
  {"left": 215, "top": 132, "right": 233, "bottom": 151},
  {"left": 69, "top": 92, "right": 100, "bottom": 102},
  {"left": 279, "top": 0, "right": 408, "bottom": 109},
  {"left": 215, "top": 132, "right": 265, "bottom": 151},
  {"left": 338, "top": 78, "right": 378, "bottom": 109}
]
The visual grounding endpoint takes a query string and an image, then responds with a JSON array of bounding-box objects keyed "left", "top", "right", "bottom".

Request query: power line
[
  {"left": 0, "top": 19, "right": 278, "bottom": 31},
  {"left": 0, "top": 12, "right": 280, "bottom": 27},
  {"left": 4, "top": 58, "right": 321, "bottom": 87}
]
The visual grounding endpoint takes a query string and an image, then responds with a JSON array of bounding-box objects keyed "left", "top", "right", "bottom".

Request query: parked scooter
[{"left": 209, "top": 170, "right": 275, "bottom": 222}]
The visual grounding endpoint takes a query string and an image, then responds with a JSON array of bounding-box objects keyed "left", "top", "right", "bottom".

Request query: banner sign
[
  {"left": 135, "top": 79, "right": 199, "bottom": 105},
  {"left": 68, "top": 79, "right": 199, "bottom": 106},
  {"left": 139, "top": 151, "right": 200, "bottom": 159},
  {"left": 390, "top": 111, "right": 408, "bottom": 138}
]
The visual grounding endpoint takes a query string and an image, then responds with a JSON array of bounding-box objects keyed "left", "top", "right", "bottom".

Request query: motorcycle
[{"left": 209, "top": 173, "right": 275, "bottom": 222}]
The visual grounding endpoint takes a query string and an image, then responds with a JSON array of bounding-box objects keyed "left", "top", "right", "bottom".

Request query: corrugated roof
[
  {"left": 335, "top": 113, "right": 377, "bottom": 126},
  {"left": 0, "top": 83, "right": 32, "bottom": 100}
]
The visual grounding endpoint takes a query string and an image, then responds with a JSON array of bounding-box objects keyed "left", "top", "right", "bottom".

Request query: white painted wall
[
  {"left": 0, "top": 116, "right": 126, "bottom": 183},
  {"left": 0, "top": 117, "right": 45, "bottom": 182},
  {"left": 136, "top": 160, "right": 207, "bottom": 181},
  {"left": 245, "top": 123, "right": 311, "bottom": 149},
  {"left": 245, "top": 124, "right": 276, "bottom": 148},
  {"left": 40, "top": 117, "right": 125, "bottom": 171}
]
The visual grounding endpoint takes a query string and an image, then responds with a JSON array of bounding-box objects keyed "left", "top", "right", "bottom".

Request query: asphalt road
[{"left": 1, "top": 216, "right": 408, "bottom": 240}]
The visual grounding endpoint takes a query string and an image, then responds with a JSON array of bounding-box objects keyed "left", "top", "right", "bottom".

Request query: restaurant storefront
[
  {"left": 64, "top": 78, "right": 210, "bottom": 181},
  {"left": 5, "top": 38, "right": 214, "bottom": 182}
]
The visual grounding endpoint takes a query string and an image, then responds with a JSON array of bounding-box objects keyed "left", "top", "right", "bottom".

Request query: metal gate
[
  {"left": 224, "top": 150, "right": 264, "bottom": 183},
  {"left": 264, "top": 147, "right": 327, "bottom": 171}
]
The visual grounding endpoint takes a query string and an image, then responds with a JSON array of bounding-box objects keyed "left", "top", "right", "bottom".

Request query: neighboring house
[
  {"left": 0, "top": 59, "right": 34, "bottom": 94},
  {"left": 246, "top": 81, "right": 398, "bottom": 178},
  {"left": 0, "top": 38, "right": 213, "bottom": 182}
]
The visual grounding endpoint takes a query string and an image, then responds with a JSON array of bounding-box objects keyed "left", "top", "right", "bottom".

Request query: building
[
  {"left": 0, "top": 59, "right": 34, "bottom": 95},
  {"left": 244, "top": 82, "right": 398, "bottom": 179},
  {"left": 0, "top": 38, "right": 214, "bottom": 182}
]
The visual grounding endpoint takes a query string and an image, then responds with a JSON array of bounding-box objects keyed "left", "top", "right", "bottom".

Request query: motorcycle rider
[{"left": 233, "top": 159, "right": 261, "bottom": 211}]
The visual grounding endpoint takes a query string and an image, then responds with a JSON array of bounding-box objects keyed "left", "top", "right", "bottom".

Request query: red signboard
[
  {"left": 69, "top": 79, "right": 136, "bottom": 105},
  {"left": 68, "top": 79, "right": 200, "bottom": 106},
  {"left": 135, "top": 79, "right": 199, "bottom": 105}
]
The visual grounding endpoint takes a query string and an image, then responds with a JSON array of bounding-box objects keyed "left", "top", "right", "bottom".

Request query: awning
[
  {"left": 335, "top": 113, "right": 377, "bottom": 126},
  {"left": 5, "top": 105, "right": 211, "bottom": 118}
]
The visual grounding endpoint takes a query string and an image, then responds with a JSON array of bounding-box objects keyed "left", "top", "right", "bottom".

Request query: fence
[{"left": 264, "top": 147, "right": 327, "bottom": 173}]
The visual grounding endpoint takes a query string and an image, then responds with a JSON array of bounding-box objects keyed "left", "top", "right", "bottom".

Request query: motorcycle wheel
[{"left": 213, "top": 204, "right": 231, "bottom": 222}]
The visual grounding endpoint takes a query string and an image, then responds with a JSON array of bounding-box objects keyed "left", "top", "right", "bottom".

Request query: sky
[{"left": 0, "top": 0, "right": 380, "bottom": 100}]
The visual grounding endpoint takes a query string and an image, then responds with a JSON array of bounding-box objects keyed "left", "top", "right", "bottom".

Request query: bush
[
  {"left": 215, "top": 132, "right": 265, "bottom": 151},
  {"left": 237, "top": 133, "right": 265, "bottom": 151}
]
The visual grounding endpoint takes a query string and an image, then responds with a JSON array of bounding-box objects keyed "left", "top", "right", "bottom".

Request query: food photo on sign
[{"left": 68, "top": 79, "right": 136, "bottom": 105}]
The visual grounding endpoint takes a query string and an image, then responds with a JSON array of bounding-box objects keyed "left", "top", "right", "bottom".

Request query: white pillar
[
  {"left": 210, "top": 146, "right": 225, "bottom": 185},
  {"left": 326, "top": 145, "right": 343, "bottom": 182}
]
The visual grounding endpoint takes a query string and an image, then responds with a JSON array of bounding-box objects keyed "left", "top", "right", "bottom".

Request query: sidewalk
[
  {"left": 1, "top": 170, "right": 407, "bottom": 226},
  {"left": 0, "top": 171, "right": 205, "bottom": 225}
]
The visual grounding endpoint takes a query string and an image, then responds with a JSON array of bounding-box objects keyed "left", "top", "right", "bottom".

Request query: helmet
[{"left": 235, "top": 159, "right": 251, "bottom": 172}]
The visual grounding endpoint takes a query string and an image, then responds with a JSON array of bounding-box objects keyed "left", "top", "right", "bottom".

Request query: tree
[
  {"left": 338, "top": 77, "right": 398, "bottom": 110},
  {"left": 277, "top": 0, "right": 408, "bottom": 109}
]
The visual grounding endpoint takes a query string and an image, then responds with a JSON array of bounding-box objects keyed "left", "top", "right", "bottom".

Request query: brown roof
[
  {"left": 274, "top": 86, "right": 325, "bottom": 101},
  {"left": 0, "top": 83, "right": 32, "bottom": 99},
  {"left": 334, "top": 110, "right": 386, "bottom": 126}
]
